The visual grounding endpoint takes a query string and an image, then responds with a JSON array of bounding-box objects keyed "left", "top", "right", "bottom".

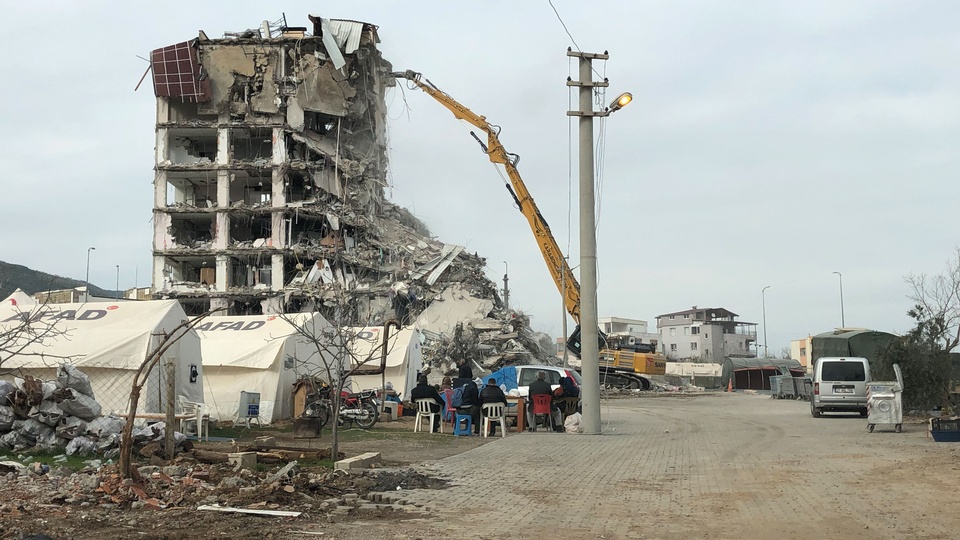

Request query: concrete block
[
  {"left": 228, "top": 452, "right": 257, "bottom": 468},
  {"left": 334, "top": 451, "right": 382, "bottom": 471}
]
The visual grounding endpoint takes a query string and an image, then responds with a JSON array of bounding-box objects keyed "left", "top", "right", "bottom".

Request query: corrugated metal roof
[{"left": 326, "top": 19, "right": 365, "bottom": 54}]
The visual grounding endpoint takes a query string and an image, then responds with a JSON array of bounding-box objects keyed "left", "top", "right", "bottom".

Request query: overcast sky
[{"left": 2, "top": 1, "right": 958, "bottom": 354}]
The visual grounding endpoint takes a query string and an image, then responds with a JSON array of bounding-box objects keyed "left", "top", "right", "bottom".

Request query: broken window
[
  {"left": 167, "top": 128, "right": 217, "bottom": 164},
  {"left": 228, "top": 170, "right": 271, "bottom": 206},
  {"left": 165, "top": 171, "right": 218, "bottom": 207},
  {"left": 179, "top": 298, "right": 212, "bottom": 316},
  {"left": 229, "top": 256, "right": 272, "bottom": 289},
  {"left": 231, "top": 299, "right": 263, "bottom": 316},
  {"left": 229, "top": 214, "right": 272, "bottom": 247},
  {"left": 231, "top": 128, "right": 273, "bottom": 161},
  {"left": 163, "top": 256, "right": 216, "bottom": 288},
  {"left": 287, "top": 214, "right": 330, "bottom": 248},
  {"left": 169, "top": 214, "right": 215, "bottom": 249}
]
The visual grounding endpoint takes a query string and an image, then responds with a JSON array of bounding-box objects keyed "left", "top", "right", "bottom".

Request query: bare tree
[
  {"left": 281, "top": 300, "right": 400, "bottom": 460},
  {"left": 906, "top": 246, "right": 960, "bottom": 352},
  {"left": 0, "top": 300, "right": 77, "bottom": 375},
  {"left": 118, "top": 310, "right": 219, "bottom": 479}
]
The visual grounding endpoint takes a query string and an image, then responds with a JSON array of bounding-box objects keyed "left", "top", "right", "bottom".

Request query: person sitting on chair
[
  {"left": 456, "top": 379, "right": 481, "bottom": 435},
  {"left": 479, "top": 378, "right": 507, "bottom": 436},
  {"left": 527, "top": 370, "right": 562, "bottom": 431},
  {"left": 410, "top": 374, "right": 443, "bottom": 431}
]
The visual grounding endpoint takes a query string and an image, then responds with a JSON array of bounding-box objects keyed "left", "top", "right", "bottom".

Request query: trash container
[{"left": 867, "top": 363, "right": 903, "bottom": 433}]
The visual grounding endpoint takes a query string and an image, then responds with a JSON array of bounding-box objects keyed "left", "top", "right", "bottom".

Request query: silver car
[{"left": 810, "top": 357, "right": 871, "bottom": 417}]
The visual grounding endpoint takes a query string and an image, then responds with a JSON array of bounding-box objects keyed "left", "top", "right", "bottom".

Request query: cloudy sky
[{"left": 2, "top": 1, "right": 958, "bottom": 354}]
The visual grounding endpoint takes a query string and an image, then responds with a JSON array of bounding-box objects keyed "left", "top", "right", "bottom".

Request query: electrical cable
[{"left": 548, "top": 0, "right": 606, "bottom": 81}]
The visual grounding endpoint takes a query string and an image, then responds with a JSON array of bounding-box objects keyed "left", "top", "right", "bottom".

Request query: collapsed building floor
[{"left": 149, "top": 14, "right": 554, "bottom": 373}]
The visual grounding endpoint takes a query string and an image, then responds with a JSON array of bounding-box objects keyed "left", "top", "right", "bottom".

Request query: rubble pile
[
  {"left": 0, "top": 367, "right": 118, "bottom": 455},
  {"left": 421, "top": 310, "right": 558, "bottom": 378},
  {"left": 0, "top": 456, "right": 445, "bottom": 515},
  {"left": 0, "top": 366, "right": 195, "bottom": 458}
]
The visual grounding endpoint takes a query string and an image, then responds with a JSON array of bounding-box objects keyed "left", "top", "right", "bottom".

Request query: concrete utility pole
[
  {"left": 762, "top": 285, "right": 770, "bottom": 358},
  {"left": 85, "top": 247, "right": 96, "bottom": 302},
  {"left": 567, "top": 48, "right": 631, "bottom": 435},
  {"left": 832, "top": 271, "right": 845, "bottom": 328}
]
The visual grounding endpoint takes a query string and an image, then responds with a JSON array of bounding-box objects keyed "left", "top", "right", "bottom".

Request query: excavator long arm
[{"left": 393, "top": 70, "right": 581, "bottom": 324}]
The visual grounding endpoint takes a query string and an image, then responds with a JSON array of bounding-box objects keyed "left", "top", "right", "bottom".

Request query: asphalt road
[{"left": 375, "top": 392, "right": 960, "bottom": 539}]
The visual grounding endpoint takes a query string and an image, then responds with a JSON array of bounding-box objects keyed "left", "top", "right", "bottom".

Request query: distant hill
[{"left": 0, "top": 260, "right": 116, "bottom": 300}]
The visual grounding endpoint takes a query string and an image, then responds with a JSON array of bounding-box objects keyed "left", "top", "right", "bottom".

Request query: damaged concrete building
[{"left": 149, "top": 14, "right": 553, "bottom": 373}]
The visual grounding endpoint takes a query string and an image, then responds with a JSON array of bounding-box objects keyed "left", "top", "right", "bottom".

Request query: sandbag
[
  {"left": 86, "top": 415, "right": 124, "bottom": 437},
  {"left": 0, "top": 431, "right": 34, "bottom": 451},
  {"left": 56, "top": 416, "right": 87, "bottom": 439},
  {"left": 57, "top": 365, "right": 95, "bottom": 399},
  {"left": 66, "top": 436, "right": 96, "bottom": 456},
  {"left": 0, "top": 406, "right": 14, "bottom": 432},
  {"left": 41, "top": 382, "right": 57, "bottom": 401},
  {"left": 56, "top": 388, "right": 101, "bottom": 421},
  {"left": 36, "top": 430, "right": 59, "bottom": 451},
  {"left": 0, "top": 381, "right": 15, "bottom": 405},
  {"left": 35, "top": 401, "right": 65, "bottom": 427}
]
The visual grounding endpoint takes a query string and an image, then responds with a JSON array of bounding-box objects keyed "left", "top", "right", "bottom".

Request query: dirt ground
[
  {"left": 3, "top": 394, "right": 958, "bottom": 539},
  {"left": 0, "top": 414, "right": 493, "bottom": 540}
]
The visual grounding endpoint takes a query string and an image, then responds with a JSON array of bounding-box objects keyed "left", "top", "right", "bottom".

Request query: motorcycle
[{"left": 303, "top": 384, "right": 379, "bottom": 430}]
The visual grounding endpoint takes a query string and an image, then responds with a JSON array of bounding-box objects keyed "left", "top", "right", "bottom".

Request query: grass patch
[
  {"left": 208, "top": 424, "right": 278, "bottom": 439},
  {"left": 3, "top": 450, "right": 92, "bottom": 471}
]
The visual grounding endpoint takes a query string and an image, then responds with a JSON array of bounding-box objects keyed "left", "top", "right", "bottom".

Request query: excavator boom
[{"left": 393, "top": 70, "right": 581, "bottom": 324}]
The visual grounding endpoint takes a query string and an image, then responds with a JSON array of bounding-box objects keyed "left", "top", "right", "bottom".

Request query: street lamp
[
  {"left": 761, "top": 285, "right": 770, "bottom": 358},
  {"left": 84, "top": 247, "right": 96, "bottom": 302},
  {"left": 502, "top": 261, "right": 509, "bottom": 312},
  {"left": 832, "top": 271, "right": 845, "bottom": 328},
  {"left": 568, "top": 47, "right": 631, "bottom": 435},
  {"left": 115, "top": 265, "right": 120, "bottom": 300}
]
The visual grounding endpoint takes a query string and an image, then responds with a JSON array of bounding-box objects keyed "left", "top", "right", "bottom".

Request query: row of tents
[{"left": 0, "top": 291, "right": 422, "bottom": 425}]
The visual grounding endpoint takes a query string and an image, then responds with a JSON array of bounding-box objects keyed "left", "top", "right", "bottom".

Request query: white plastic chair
[
  {"left": 178, "top": 399, "right": 210, "bottom": 441},
  {"left": 414, "top": 398, "right": 442, "bottom": 434},
  {"left": 481, "top": 403, "right": 507, "bottom": 438}
]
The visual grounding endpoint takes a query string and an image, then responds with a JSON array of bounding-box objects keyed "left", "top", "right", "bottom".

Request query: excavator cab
[{"left": 565, "top": 325, "right": 608, "bottom": 359}]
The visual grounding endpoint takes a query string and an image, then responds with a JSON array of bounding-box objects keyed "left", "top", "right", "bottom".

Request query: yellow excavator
[{"left": 393, "top": 70, "right": 666, "bottom": 390}]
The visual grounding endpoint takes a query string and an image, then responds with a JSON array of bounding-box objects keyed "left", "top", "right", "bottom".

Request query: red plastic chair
[
  {"left": 443, "top": 389, "right": 457, "bottom": 428},
  {"left": 531, "top": 394, "right": 553, "bottom": 432}
]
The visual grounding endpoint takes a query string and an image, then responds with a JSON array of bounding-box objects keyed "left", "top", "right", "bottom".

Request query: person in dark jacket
[
  {"left": 410, "top": 374, "right": 443, "bottom": 431},
  {"left": 457, "top": 359, "right": 474, "bottom": 379},
  {"left": 479, "top": 378, "right": 507, "bottom": 436},
  {"left": 457, "top": 380, "right": 481, "bottom": 434},
  {"left": 527, "top": 370, "right": 561, "bottom": 431}
]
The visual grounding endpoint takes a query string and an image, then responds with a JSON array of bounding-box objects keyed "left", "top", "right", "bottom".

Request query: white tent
[
  {"left": 348, "top": 327, "right": 422, "bottom": 400},
  {"left": 196, "top": 313, "right": 333, "bottom": 424},
  {"left": 2, "top": 288, "right": 36, "bottom": 308},
  {"left": 0, "top": 299, "right": 203, "bottom": 415}
]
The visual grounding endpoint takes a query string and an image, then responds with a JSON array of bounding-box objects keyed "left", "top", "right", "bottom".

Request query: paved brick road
[{"left": 389, "top": 392, "right": 960, "bottom": 539}]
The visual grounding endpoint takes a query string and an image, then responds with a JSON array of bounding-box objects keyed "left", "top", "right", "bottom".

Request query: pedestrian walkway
[{"left": 392, "top": 393, "right": 960, "bottom": 539}]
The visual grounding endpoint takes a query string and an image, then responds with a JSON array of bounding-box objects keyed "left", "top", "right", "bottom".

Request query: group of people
[{"left": 410, "top": 360, "right": 579, "bottom": 436}]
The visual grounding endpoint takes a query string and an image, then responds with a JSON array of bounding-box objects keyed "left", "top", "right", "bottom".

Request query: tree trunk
[{"left": 119, "top": 385, "right": 143, "bottom": 478}]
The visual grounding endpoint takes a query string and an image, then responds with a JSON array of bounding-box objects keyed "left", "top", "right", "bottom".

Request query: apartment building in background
[{"left": 656, "top": 306, "right": 757, "bottom": 363}]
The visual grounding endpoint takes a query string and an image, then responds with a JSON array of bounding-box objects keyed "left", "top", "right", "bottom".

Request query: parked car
[
  {"left": 810, "top": 357, "right": 871, "bottom": 417},
  {"left": 513, "top": 365, "right": 582, "bottom": 398}
]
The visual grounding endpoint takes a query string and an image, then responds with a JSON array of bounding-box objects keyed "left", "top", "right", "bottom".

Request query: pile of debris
[
  {"left": 0, "top": 366, "right": 118, "bottom": 454},
  {"left": 419, "top": 304, "right": 557, "bottom": 378},
  {"left": 0, "top": 366, "right": 195, "bottom": 458},
  {"left": 0, "top": 455, "right": 444, "bottom": 516}
]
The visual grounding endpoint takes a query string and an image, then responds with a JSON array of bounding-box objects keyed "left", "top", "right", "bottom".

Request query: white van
[{"left": 810, "top": 357, "right": 871, "bottom": 417}]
